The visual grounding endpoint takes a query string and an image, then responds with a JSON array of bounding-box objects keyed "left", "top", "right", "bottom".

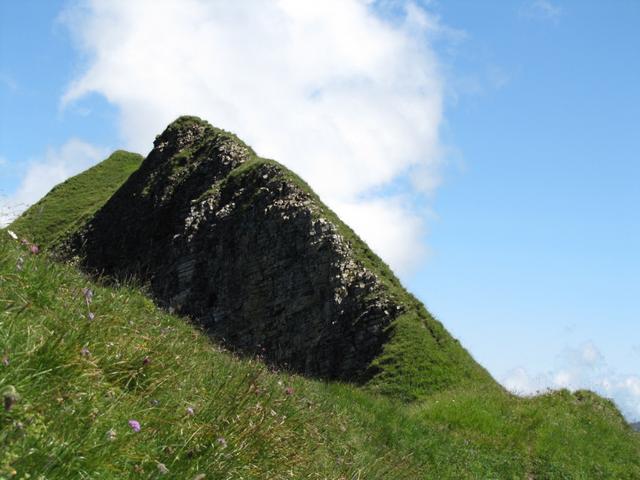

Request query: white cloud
[
  {"left": 60, "top": 0, "right": 449, "bottom": 277},
  {"left": 503, "top": 342, "right": 640, "bottom": 422},
  {"left": 332, "top": 196, "right": 429, "bottom": 275},
  {"left": 520, "top": 0, "right": 563, "bottom": 22},
  {"left": 0, "top": 140, "right": 108, "bottom": 226}
]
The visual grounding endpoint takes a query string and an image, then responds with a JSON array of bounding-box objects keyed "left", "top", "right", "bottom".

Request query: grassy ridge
[
  {"left": 9, "top": 150, "right": 143, "bottom": 247},
  {"left": 1, "top": 232, "right": 639, "bottom": 478}
]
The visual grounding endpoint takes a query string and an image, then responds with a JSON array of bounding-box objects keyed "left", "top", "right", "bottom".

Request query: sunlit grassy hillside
[
  {"left": 9, "top": 150, "right": 143, "bottom": 248},
  {"left": 2, "top": 232, "right": 639, "bottom": 479}
]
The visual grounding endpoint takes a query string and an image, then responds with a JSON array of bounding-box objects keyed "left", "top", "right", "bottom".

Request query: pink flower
[
  {"left": 128, "top": 419, "right": 141, "bottom": 432},
  {"left": 29, "top": 244, "right": 39, "bottom": 255},
  {"left": 284, "top": 386, "right": 294, "bottom": 395}
]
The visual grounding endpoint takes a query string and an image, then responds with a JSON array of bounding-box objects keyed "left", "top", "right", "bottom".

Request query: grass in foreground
[{"left": 1, "top": 232, "right": 639, "bottom": 479}]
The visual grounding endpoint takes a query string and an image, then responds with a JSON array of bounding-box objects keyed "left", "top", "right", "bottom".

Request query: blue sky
[{"left": 1, "top": 0, "right": 638, "bottom": 420}]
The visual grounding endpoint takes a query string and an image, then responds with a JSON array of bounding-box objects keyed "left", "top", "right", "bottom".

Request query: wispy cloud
[
  {"left": 60, "top": 0, "right": 452, "bottom": 277},
  {"left": 503, "top": 342, "right": 640, "bottom": 422},
  {"left": 0, "top": 140, "right": 108, "bottom": 226},
  {"left": 520, "top": 0, "right": 563, "bottom": 23}
]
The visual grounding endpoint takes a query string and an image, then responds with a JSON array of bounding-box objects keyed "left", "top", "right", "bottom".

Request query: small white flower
[{"left": 7, "top": 230, "right": 18, "bottom": 240}]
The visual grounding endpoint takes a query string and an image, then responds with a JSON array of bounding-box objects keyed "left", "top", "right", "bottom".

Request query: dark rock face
[
  {"left": 70, "top": 117, "right": 401, "bottom": 381},
  {"left": 632, "top": 422, "right": 640, "bottom": 432}
]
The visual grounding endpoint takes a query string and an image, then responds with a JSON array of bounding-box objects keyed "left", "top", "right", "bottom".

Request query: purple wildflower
[
  {"left": 128, "top": 419, "right": 141, "bottom": 432},
  {"left": 29, "top": 244, "right": 39, "bottom": 255},
  {"left": 82, "top": 288, "right": 93, "bottom": 304},
  {"left": 186, "top": 406, "right": 195, "bottom": 416},
  {"left": 284, "top": 386, "right": 294, "bottom": 396}
]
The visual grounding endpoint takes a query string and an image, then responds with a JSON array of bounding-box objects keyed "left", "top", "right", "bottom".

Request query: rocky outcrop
[{"left": 68, "top": 116, "right": 493, "bottom": 393}]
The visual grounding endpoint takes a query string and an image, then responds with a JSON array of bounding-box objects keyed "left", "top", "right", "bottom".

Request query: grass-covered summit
[
  {"left": 9, "top": 150, "right": 143, "bottom": 248},
  {"left": 53, "top": 116, "right": 495, "bottom": 401},
  {"left": 2, "top": 223, "right": 639, "bottom": 478}
]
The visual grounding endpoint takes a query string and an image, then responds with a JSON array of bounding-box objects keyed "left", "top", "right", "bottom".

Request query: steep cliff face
[{"left": 68, "top": 116, "right": 494, "bottom": 398}]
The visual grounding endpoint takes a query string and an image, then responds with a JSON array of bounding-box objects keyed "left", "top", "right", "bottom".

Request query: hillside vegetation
[
  {"left": 9, "top": 150, "right": 143, "bottom": 247},
  {"left": 2, "top": 232, "right": 639, "bottom": 478}
]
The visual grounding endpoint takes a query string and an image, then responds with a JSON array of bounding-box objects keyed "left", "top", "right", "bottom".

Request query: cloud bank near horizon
[
  {"left": 503, "top": 342, "right": 640, "bottom": 422},
  {"left": 60, "top": 0, "right": 448, "bottom": 276}
]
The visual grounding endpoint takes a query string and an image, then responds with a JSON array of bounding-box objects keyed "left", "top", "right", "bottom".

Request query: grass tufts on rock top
[
  {"left": 1, "top": 232, "right": 639, "bottom": 478},
  {"left": 9, "top": 150, "right": 143, "bottom": 248}
]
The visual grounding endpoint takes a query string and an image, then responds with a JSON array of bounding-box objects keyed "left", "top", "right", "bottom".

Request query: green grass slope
[
  {"left": 9, "top": 150, "right": 143, "bottom": 247},
  {"left": 2, "top": 232, "right": 639, "bottom": 478}
]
